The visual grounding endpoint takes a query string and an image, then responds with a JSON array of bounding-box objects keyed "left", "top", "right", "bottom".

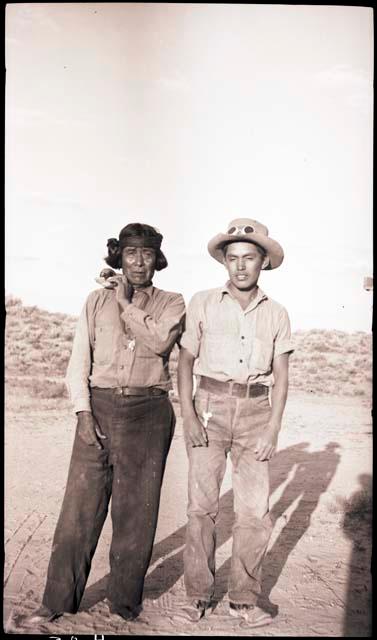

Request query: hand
[
  {"left": 77, "top": 411, "right": 107, "bottom": 450},
  {"left": 183, "top": 414, "right": 208, "bottom": 447},
  {"left": 95, "top": 269, "right": 121, "bottom": 289},
  {"left": 254, "top": 424, "right": 280, "bottom": 461},
  {"left": 115, "top": 275, "right": 134, "bottom": 307}
]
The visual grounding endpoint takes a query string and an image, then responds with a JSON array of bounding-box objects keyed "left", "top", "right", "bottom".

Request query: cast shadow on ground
[
  {"left": 80, "top": 441, "right": 341, "bottom": 614},
  {"left": 341, "top": 473, "right": 372, "bottom": 637},
  {"left": 213, "top": 441, "right": 341, "bottom": 615}
]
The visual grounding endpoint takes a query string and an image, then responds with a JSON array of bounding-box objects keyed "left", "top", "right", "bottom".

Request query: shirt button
[
  {"left": 239, "top": 359, "right": 243, "bottom": 363},
  {"left": 120, "top": 365, "right": 124, "bottom": 370},
  {"left": 241, "top": 336, "right": 245, "bottom": 339}
]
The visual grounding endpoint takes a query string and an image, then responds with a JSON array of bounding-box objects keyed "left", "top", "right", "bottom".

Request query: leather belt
[
  {"left": 114, "top": 386, "right": 167, "bottom": 397},
  {"left": 94, "top": 386, "right": 168, "bottom": 397},
  {"left": 199, "top": 375, "right": 268, "bottom": 399}
]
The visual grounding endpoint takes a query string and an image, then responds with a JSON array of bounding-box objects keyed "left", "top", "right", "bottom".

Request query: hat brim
[{"left": 208, "top": 233, "right": 284, "bottom": 270}]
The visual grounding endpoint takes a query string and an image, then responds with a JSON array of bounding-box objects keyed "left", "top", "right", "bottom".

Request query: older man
[
  {"left": 178, "top": 218, "right": 294, "bottom": 627},
  {"left": 25, "top": 223, "right": 185, "bottom": 625}
]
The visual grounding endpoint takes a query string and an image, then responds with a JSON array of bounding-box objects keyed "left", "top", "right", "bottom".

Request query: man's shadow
[
  {"left": 80, "top": 441, "right": 341, "bottom": 613},
  {"left": 341, "top": 473, "right": 372, "bottom": 637},
  {"left": 213, "top": 441, "right": 341, "bottom": 614}
]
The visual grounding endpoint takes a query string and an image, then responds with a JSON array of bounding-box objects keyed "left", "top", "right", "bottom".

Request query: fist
[
  {"left": 95, "top": 268, "right": 121, "bottom": 289},
  {"left": 115, "top": 275, "right": 134, "bottom": 306}
]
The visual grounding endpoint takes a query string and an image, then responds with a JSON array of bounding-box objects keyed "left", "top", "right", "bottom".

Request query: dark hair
[
  {"left": 104, "top": 223, "right": 168, "bottom": 270},
  {"left": 222, "top": 240, "right": 267, "bottom": 260}
]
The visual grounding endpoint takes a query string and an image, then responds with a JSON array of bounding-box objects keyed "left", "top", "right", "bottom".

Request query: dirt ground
[{"left": 4, "top": 389, "right": 372, "bottom": 637}]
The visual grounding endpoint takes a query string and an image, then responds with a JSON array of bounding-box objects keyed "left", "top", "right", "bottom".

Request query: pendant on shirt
[{"left": 128, "top": 338, "right": 136, "bottom": 351}]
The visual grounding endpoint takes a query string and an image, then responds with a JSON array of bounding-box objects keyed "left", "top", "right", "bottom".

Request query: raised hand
[
  {"left": 115, "top": 275, "right": 135, "bottom": 307},
  {"left": 95, "top": 268, "right": 121, "bottom": 289}
]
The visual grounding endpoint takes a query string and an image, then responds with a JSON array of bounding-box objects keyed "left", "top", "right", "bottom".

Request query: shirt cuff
[
  {"left": 72, "top": 398, "right": 92, "bottom": 413},
  {"left": 274, "top": 340, "right": 295, "bottom": 358},
  {"left": 180, "top": 332, "right": 200, "bottom": 358}
]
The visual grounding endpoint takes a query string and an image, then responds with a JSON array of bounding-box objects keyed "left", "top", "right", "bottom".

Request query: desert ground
[
  {"left": 4, "top": 299, "right": 373, "bottom": 636},
  {"left": 4, "top": 387, "right": 372, "bottom": 637}
]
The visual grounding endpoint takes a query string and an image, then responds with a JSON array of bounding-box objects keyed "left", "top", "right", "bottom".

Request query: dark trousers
[{"left": 42, "top": 388, "right": 175, "bottom": 615}]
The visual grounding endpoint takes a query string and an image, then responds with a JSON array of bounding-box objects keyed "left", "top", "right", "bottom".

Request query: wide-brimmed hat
[{"left": 208, "top": 218, "right": 284, "bottom": 270}]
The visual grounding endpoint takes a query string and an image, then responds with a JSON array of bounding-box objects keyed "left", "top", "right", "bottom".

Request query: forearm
[
  {"left": 65, "top": 304, "right": 93, "bottom": 413},
  {"left": 269, "top": 372, "right": 288, "bottom": 430},
  {"left": 119, "top": 298, "right": 185, "bottom": 356},
  {"left": 177, "top": 349, "right": 196, "bottom": 417},
  {"left": 65, "top": 360, "right": 92, "bottom": 413}
]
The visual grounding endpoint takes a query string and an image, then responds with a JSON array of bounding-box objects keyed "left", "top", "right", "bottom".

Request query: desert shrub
[
  {"left": 308, "top": 354, "right": 327, "bottom": 365},
  {"left": 61, "top": 329, "right": 75, "bottom": 341},
  {"left": 312, "top": 343, "right": 329, "bottom": 353},
  {"left": 30, "top": 378, "right": 68, "bottom": 398},
  {"left": 6, "top": 299, "right": 372, "bottom": 399},
  {"left": 354, "top": 357, "right": 369, "bottom": 368},
  {"left": 306, "top": 366, "right": 318, "bottom": 374}
]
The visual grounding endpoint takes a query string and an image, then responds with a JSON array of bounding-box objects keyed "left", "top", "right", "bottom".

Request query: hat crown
[
  {"left": 226, "top": 218, "right": 269, "bottom": 237},
  {"left": 207, "top": 217, "right": 283, "bottom": 270}
]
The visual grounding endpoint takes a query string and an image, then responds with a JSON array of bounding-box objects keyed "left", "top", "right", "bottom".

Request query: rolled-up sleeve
[
  {"left": 273, "top": 306, "right": 295, "bottom": 358},
  {"left": 65, "top": 300, "right": 93, "bottom": 413},
  {"left": 180, "top": 292, "right": 204, "bottom": 358},
  {"left": 120, "top": 293, "right": 186, "bottom": 356}
]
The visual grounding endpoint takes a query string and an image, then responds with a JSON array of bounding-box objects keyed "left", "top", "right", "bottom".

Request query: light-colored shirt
[
  {"left": 180, "top": 284, "right": 294, "bottom": 386},
  {"left": 65, "top": 285, "right": 185, "bottom": 413}
]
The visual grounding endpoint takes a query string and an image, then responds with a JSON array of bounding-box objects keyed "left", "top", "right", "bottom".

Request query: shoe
[
  {"left": 22, "top": 605, "right": 60, "bottom": 626},
  {"left": 229, "top": 602, "right": 273, "bottom": 628},
  {"left": 109, "top": 604, "right": 140, "bottom": 621},
  {"left": 179, "top": 599, "right": 212, "bottom": 622}
]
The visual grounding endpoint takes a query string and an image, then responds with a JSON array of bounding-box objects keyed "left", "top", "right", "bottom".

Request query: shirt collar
[
  {"left": 133, "top": 284, "right": 154, "bottom": 298},
  {"left": 218, "top": 282, "right": 268, "bottom": 306}
]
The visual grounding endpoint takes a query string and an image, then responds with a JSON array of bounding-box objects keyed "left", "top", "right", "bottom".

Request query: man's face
[
  {"left": 121, "top": 245, "right": 157, "bottom": 287},
  {"left": 223, "top": 241, "right": 268, "bottom": 291}
]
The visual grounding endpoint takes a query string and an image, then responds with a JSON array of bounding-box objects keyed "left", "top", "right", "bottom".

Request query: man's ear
[{"left": 262, "top": 255, "right": 270, "bottom": 270}]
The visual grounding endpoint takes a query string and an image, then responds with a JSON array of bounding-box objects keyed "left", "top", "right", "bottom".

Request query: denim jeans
[
  {"left": 183, "top": 387, "right": 273, "bottom": 605},
  {"left": 42, "top": 388, "right": 175, "bottom": 615}
]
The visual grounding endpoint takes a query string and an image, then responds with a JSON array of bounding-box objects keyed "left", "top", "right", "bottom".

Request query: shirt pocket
[
  {"left": 93, "top": 324, "right": 114, "bottom": 365},
  {"left": 250, "top": 337, "right": 274, "bottom": 373}
]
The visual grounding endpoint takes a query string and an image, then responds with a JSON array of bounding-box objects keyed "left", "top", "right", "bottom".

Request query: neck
[
  {"left": 228, "top": 282, "right": 259, "bottom": 307},
  {"left": 133, "top": 281, "right": 153, "bottom": 290}
]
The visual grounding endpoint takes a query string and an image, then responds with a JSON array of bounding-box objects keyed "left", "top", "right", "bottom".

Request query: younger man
[{"left": 178, "top": 218, "right": 294, "bottom": 627}]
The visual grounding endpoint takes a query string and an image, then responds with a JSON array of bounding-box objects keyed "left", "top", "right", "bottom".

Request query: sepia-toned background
[{"left": 5, "top": 3, "right": 372, "bottom": 636}]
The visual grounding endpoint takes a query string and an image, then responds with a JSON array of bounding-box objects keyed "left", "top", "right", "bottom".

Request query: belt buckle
[{"left": 151, "top": 387, "right": 163, "bottom": 396}]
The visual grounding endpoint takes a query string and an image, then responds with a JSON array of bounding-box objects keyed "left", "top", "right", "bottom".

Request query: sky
[{"left": 5, "top": 3, "right": 374, "bottom": 331}]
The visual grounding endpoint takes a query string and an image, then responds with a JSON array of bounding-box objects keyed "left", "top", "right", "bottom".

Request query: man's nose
[
  {"left": 135, "top": 250, "right": 144, "bottom": 265},
  {"left": 237, "top": 259, "right": 246, "bottom": 270}
]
